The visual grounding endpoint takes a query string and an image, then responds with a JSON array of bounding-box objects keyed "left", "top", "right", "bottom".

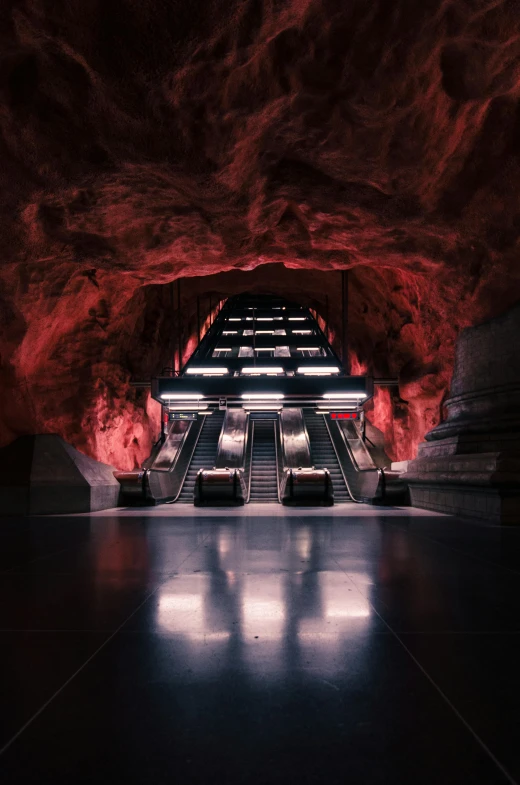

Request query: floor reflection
[{"left": 155, "top": 522, "right": 372, "bottom": 678}]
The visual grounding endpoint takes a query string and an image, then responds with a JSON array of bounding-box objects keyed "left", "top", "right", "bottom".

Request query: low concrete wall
[{"left": 0, "top": 435, "right": 121, "bottom": 515}]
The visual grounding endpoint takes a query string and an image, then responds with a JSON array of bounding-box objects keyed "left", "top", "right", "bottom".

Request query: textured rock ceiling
[{"left": 1, "top": 0, "right": 520, "bottom": 469}]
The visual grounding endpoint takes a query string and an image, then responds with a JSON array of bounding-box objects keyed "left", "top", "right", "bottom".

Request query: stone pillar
[{"left": 403, "top": 303, "right": 520, "bottom": 524}]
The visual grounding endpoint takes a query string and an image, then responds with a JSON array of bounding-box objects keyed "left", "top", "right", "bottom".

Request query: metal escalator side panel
[
  {"left": 214, "top": 409, "right": 249, "bottom": 470},
  {"left": 324, "top": 415, "right": 382, "bottom": 504},
  {"left": 196, "top": 409, "right": 249, "bottom": 505},
  {"left": 335, "top": 418, "right": 407, "bottom": 504},
  {"left": 279, "top": 408, "right": 312, "bottom": 469},
  {"left": 141, "top": 435, "right": 166, "bottom": 471},
  {"left": 113, "top": 470, "right": 146, "bottom": 500},
  {"left": 337, "top": 420, "right": 376, "bottom": 470},
  {"left": 194, "top": 467, "right": 245, "bottom": 506},
  {"left": 279, "top": 409, "right": 332, "bottom": 505},
  {"left": 150, "top": 420, "right": 192, "bottom": 472},
  {"left": 116, "top": 420, "right": 193, "bottom": 502},
  {"left": 281, "top": 467, "right": 334, "bottom": 505},
  {"left": 145, "top": 416, "right": 206, "bottom": 503}
]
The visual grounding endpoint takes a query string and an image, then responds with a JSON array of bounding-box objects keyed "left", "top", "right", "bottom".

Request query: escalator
[
  {"left": 303, "top": 410, "right": 351, "bottom": 502},
  {"left": 249, "top": 420, "right": 279, "bottom": 503},
  {"left": 177, "top": 411, "right": 225, "bottom": 503}
]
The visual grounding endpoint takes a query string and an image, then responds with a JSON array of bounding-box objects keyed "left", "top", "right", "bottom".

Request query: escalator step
[
  {"left": 176, "top": 414, "right": 225, "bottom": 503},
  {"left": 303, "top": 411, "right": 351, "bottom": 503}
]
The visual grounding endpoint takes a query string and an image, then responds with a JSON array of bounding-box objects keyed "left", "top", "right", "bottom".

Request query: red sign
[{"left": 330, "top": 412, "right": 357, "bottom": 419}]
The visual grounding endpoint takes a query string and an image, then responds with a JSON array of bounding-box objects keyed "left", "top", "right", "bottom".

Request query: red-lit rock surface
[{"left": 1, "top": 1, "right": 520, "bottom": 469}]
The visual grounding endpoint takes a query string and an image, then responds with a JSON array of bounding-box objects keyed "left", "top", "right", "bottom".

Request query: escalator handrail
[
  {"left": 244, "top": 419, "right": 254, "bottom": 503},
  {"left": 274, "top": 418, "right": 283, "bottom": 504}
]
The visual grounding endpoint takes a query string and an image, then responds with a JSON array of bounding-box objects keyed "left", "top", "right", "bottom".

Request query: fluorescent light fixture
[
  {"left": 292, "top": 330, "right": 312, "bottom": 334},
  {"left": 256, "top": 330, "right": 274, "bottom": 334},
  {"left": 229, "top": 318, "right": 241, "bottom": 321},
  {"left": 256, "top": 347, "right": 275, "bottom": 351},
  {"left": 297, "top": 347, "right": 320, "bottom": 351},
  {"left": 297, "top": 366, "right": 340, "bottom": 374},
  {"left": 222, "top": 330, "right": 238, "bottom": 335},
  {"left": 323, "top": 393, "right": 367, "bottom": 399},
  {"left": 242, "top": 366, "right": 284, "bottom": 374},
  {"left": 317, "top": 404, "right": 354, "bottom": 409},
  {"left": 186, "top": 367, "right": 228, "bottom": 374},
  {"left": 168, "top": 405, "right": 209, "bottom": 411},
  {"left": 289, "top": 317, "right": 306, "bottom": 321},
  {"left": 243, "top": 404, "right": 282, "bottom": 410},
  {"left": 160, "top": 393, "right": 202, "bottom": 400},
  {"left": 214, "top": 347, "right": 232, "bottom": 351},
  {"left": 241, "top": 394, "right": 284, "bottom": 400},
  {"left": 257, "top": 317, "right": 274, "bottom": 321}
]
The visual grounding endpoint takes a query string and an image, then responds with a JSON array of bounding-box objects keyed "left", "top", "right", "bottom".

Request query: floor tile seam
[
  {"left": 0, "top": 530, "right": 213, "bottom": 760},
  {"left": 386, "top": 520, "right": 520, "bottom": 578},
  {"left": 331, "top": 556, "right": 519, "bottom": 785}
]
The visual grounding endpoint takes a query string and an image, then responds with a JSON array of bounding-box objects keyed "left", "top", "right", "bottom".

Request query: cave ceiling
[{"left": 1, "top": 0, "right": 520, "bottom": 468}]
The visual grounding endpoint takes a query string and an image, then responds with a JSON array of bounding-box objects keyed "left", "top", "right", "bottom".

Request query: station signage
[
  {"left": 169, "top": 412, "right": 197, "bottom": 421},
  {"left": 330, "top": 412, "right": 358, "bottom": 420}
]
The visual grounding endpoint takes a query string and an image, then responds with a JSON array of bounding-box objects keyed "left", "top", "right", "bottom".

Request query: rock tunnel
[
  {"left": 3, "top": 4, "right": 520, "bottom": 782},
  {"left": 1, "top": 0, "right": 519, "bottom": 474}
]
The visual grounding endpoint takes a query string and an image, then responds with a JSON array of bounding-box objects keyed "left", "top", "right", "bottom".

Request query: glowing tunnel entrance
[{"left": 116, "top": 294, "right": 406, "bottom": 507}]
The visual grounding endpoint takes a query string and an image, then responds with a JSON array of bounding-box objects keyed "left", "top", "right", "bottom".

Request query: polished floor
[{"left": 1, "top": 504, "right": 520, "bottom": 784}]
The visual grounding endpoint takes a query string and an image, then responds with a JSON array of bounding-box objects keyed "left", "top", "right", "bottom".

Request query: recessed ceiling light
[
  {"left": 241, "top": 366, "right": 284, "bottom": 374},
  {"left": 241, "top": 394, "right": 284, "bottom": 400},
  {"left": 186, "top": 367, "right": 228, "bottom": 374},
  {"left": 297, "top": 366, "right": 340, "bottom": 374},
  {"left": 323, "top": 393, "right": 367, "bottom": 399},
  {"left": 160, "top": 394, "right": 202, "bottom": 400}
]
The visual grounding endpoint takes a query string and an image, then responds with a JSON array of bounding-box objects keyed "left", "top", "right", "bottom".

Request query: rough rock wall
[{"left": 1, "top": 0, "right": 520, "bottom": 469}]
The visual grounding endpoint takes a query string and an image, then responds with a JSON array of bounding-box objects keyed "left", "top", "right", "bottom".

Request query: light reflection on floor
[{"left": 155, "top": 524, "right": 372, "bottom": 678}]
